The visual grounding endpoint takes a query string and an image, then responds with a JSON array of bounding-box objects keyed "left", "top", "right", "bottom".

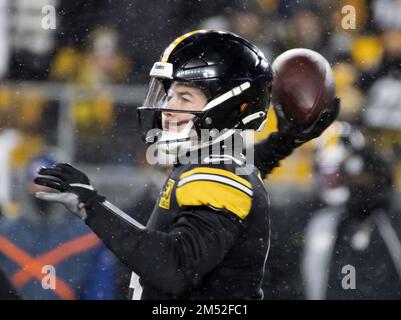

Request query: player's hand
[
  {"left": 277, "top": 96, "right": 340, "bottom": 147},
  {"left": 34, "top": 163, "right": 105, "bottom": 220}
]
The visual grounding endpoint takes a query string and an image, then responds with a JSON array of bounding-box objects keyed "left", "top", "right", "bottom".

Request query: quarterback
[{"left": 34, "top": 30, "right": 338, "bottom": 299}]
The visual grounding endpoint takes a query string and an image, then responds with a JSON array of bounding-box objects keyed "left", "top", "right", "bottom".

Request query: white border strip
[
  {"left": 177, "top": 173, "right": 253, "bottom": 197},
  {"left": 102, "top": 201, "right": 146, "bottom": 230}
]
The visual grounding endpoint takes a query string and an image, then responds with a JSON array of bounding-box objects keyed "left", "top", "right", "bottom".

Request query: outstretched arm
[
  {"left": 85, "top": 201, "right": 242, "bottom": 295},
  {"left": 34, "top": 163, "right": 243, "bottom": 296}
]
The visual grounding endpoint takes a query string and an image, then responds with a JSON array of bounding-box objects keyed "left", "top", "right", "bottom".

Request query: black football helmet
[{"left": 137, "top": 29, "right": 273, "bottom": 151}]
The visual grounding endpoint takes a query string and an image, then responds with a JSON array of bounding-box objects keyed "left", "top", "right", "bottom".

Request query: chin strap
[
  {"left": 157, "top": 120, "right": 194, "bottom": 155},
  {"left": 240, "top": 112, "right": 266, "bottom": 128}
]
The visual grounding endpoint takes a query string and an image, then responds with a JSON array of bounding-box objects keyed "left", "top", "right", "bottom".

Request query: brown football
[{"left": 272, "top": 48, "right": 335, "bottom": 127}]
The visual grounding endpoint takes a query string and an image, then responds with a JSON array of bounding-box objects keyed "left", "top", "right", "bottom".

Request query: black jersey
[{"left": 85, "top": 156, "right": 270, "bottom": 299}]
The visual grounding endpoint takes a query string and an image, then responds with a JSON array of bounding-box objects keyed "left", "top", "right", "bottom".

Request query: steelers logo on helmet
[{"left": 137, "top": 29, "right": 273, "bottom": 159}]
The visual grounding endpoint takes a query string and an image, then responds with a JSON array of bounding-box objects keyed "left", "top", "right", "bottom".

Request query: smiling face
[{"left": 162, "top": 82, "right": 208, "bottom": 132}]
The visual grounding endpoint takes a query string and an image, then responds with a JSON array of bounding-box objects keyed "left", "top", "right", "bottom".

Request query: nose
[
  {"left": 162, "top": 110, "right": 173, "bottom": 119},
  {"left": 162, "top": 105, "right": 175, "bottom": 120},
  {"left": 162, "top": 96, "right": 178, "bottom": 118},
  {"left": 164, "top": 96, "right": 178, "bottom": 110}
]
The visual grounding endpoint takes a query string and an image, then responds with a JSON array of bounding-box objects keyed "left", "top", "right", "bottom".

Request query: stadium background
[{"left": 1, "top": 0, "right": 401, "bottom": 299}]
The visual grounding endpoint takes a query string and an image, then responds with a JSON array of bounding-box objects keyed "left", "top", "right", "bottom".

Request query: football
[{"left": 271, "top": 48, "right": 336, "bottom": 127}]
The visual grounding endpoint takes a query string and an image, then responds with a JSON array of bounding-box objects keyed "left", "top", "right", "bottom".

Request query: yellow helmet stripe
[{"left": 161, "top": 29, "right": 208, "bottom": 63}]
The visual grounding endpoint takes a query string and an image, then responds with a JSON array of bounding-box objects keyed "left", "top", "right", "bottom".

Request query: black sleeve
[
  {"left": 85, "top": 201, "right": 244, "bottom": 296},
  {"left": 254, "top": 132, "right": 298, "bottom": 179}
]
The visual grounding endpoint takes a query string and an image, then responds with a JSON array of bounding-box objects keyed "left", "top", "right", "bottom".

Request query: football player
[
  {"left": 303, "top": 122, "right": 400, "bottom": 299},
  {"left": 34, "top": 30, "right": 338, "bottom": 299}
]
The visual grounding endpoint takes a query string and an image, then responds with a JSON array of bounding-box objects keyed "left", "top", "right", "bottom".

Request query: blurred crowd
[
  {"left": 1, "top": 0, "right": 401, "bottom": 299},
  {"left": 0, "top": 0, "right": 400, "bottom": 180}
]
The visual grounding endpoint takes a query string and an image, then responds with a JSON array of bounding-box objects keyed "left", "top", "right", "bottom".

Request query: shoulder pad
[{"left": 176, "top": 166, "right": 253, "bottom": 219}]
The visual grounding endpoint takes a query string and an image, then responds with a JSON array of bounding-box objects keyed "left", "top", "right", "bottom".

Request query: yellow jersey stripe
[
  {"left": 179, "top": 167, "right": 252, "bottom": 189},
  {"left": 161, "top": 29, "right": 208, "bottom": 63},
  {"left": 176, "top": 180, "right": 252, "bottom": 219}
]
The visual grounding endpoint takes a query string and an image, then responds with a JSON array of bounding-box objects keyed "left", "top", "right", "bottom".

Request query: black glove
[
  {"left": 34, "top": 163, "right": 105, "bottom": 220},
  {"left": 276, "top": 96, "right": 341, "bottom": 148}
]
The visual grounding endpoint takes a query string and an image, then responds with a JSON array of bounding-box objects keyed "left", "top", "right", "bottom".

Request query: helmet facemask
[
  {"left": 139, "top": 77, "right": 211, "bottom": 158},
  {"left": 138, "top": 77, "right": 263, "bottom": 160}
]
